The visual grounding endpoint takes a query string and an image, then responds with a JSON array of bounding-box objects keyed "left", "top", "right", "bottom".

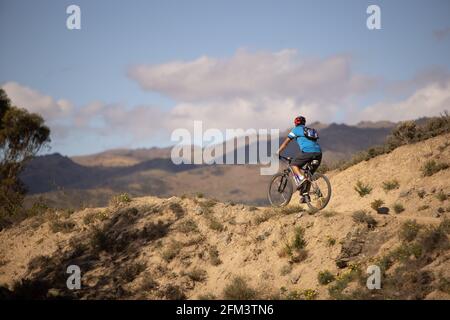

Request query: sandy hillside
[{"left": 0, "top": 134, "right": 449, "bottom": 300}]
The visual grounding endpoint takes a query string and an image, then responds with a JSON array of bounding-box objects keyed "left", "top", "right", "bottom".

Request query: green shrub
[
  {"left": 417, "top": 190, "right": 426, "bottom": 199},
  {"left": 436, "top": 191, "right": 448, "bottom": 202},
  {"left": 326, "top": 236, "right": 336, "bottom": 246},
  {"left": 382, "top": 179, "right": 400, "bottom": 192},
  {"left": 370, "top": 199, "right": 384, "bottom": 213},
  {"left": 120, "top": 262, "right": 146, "bottom": 282},
  {"left": 302, "top": 289, "right": 318, "bottom": 300},
  {"left": 223, "top": 277, "right": 258, "bottom": 300},
  {"left": 421, "top": 160, "right": 449, "bottom": 177},
  {"left": 280, "top": 264, "right": 293, "bottom": 276},
  {"left": 209, "top": 246, "right": 222, "bottom": 266},
  {"left": 186, "top": 268, "right": 207, "bottom": 282},
  {"left": 90, "top": 226, "right": 109, "bottom": 251},
  {"left": 393, "top": 203, "right": 405, "bottom": 214},
  {"left": 318, "top": 270, "right": 336, "bottom": 285},
  {"left": 352, "top": 210, "right": 377, "bottom": 228},
  {"left": 205, "top": 213, "right": 224, "bottom": 232},
  {"left": 354, "top": 181, "right": 373, "bottom": 197},
  {"left": 50, "top": 219, "right": 75, "bottom": 233},
  {"left": 292, "top": 227, "right": 307, "bottom": 250},
  {"left": 281, "top": 227, "right": 308, "bottom": 263},
  {"left": 399, "top": 220, "right": 421, "bottom": 242},
  {"left": 178, "top": 219, "right": 198, "bottom": 233},
  {"left": 162, "top": 241, "right": 182, "bottom": 262},
  {"left": 110, "top": 193, "right": 132, "bottom": 206}
]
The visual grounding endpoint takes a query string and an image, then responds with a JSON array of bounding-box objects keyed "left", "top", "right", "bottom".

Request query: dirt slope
[{"left": 0, "top": 134, "right": 449, "bottom": 300}]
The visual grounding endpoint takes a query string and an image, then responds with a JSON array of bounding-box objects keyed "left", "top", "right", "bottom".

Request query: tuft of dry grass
[
  {"left": 208, "top": 246, "right": 222, "bottom": 266},
  {"left": 421, "top": 160, "right": 449, "bottom": 177},
  {"left": 352, "top": 210, "right": 377, "bottom": 229},
  {"left": 110, "top": 193, "right": 132, "bottom": 206},
  {"left": 222, "top": 276, "right": 258, "bottom": 300},
  {"left": 382, "top": 179, "right": 400, "bottom": 192},
  {"left": 161, "top": 241, "right": 182, "bottom": 262},
  {"left": 393, "top": 203, "right": 405, "bottom": 214}
]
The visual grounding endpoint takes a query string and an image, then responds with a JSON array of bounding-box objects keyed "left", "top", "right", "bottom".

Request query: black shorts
[{"left": 292, "top": 152, "right": 322, "bottom": 170}]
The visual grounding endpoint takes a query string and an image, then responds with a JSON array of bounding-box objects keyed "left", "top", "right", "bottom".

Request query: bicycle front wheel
[
  {"left": 306, "top": 173, "right": 332, "bottom": 212},
  {"left": 268, "top": 173, "right": 293, "bottom": 207}
]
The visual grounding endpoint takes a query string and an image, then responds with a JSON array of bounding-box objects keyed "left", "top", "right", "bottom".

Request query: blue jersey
[{"left": 288, "top": 125, "right": 322, "bottom": 153}]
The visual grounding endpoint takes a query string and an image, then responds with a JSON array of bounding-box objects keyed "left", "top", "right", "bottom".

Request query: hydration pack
[{"left": 303, "top": 126, "right": 319, "bottom": 141}]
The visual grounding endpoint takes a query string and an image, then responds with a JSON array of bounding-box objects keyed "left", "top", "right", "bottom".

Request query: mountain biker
[{"left": 276, "top": 116, "right": 322, "bottom": 203}]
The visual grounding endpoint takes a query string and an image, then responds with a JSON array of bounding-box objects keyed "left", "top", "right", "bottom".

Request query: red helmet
[{"left": 294, "top": 116, "right": 306, "bottom": 126}]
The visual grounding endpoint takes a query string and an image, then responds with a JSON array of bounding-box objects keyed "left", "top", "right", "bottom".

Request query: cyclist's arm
[{"left": 276, "top": 137, "right": 291, "bottom": 155}]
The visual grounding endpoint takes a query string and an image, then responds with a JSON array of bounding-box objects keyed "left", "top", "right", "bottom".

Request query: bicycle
[{"left": 267, "top": 155, "right": 332, "bottom": 212}]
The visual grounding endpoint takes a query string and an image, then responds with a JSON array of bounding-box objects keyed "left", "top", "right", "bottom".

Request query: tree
[{"left": 0, "top": 88, "right": 50, "bottom": 224}]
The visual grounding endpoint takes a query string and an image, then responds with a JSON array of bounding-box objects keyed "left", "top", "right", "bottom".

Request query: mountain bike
[{"left": 267, "top": 155, "right": 332, "bottom": 212}]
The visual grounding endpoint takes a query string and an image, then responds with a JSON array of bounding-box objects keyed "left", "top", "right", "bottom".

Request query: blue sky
[{"left": 1, "top": 0, "right": 450, "bottom": 155}]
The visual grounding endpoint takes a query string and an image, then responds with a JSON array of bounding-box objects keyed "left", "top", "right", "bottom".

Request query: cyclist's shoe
[{"left": 299, "top": 194, "right": 310, "bottom": 203}]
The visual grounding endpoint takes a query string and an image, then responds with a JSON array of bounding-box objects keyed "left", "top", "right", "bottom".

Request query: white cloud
[
  {"left": 2, "top": 82, "right": 73, "bottom": 121},
  {"left": 356, "top": 79, "right": 450, "bottom": 122},
  {"left": 129, "top": 49, "right": 375, "bottom": 104}
]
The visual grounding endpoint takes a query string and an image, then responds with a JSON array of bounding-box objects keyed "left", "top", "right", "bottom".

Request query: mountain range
[{"left": 21, "top": 121, "right": 396, "bottom": 208}]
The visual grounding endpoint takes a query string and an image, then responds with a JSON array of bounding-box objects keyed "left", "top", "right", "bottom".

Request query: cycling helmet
[{"left": 294, "top": 116, "right": 306, "bottom": 126}]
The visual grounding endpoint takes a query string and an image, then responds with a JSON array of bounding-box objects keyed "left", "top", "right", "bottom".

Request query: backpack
[{"left": 303, "top": 126, "right": 319, "bottom": 141}]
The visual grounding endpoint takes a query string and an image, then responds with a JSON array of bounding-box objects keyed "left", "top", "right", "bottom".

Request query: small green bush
[
  {"left": 417, "top": 190, "right": 426, "bottom": 199},
  {"left": 421, "top": 160, "right": 449, "bottom": 177},
  {"left": 178, "top": 219, "right": 198, "bottom": 233},
  {"left": 399, "top": 220, "right": 421, "bottom": 242},
  {"left": 354, "top": 181, "right": 373, "bottom": 197},
  {"left": 186, "top": 268, "right": 207, "bottom": 282},
  {"left": 162, "top": 241, "right": 182, "bottom": 262},
  {"left": 223, "top": 277, "right": 258, "bottom": 300},
  {"left": 110, "top": 193, "right": 132, "bottom": 206},
  {"left": 436, "top": 191, "right": 448, "bottom": 202},
  {"left": 318, "top": 270, "right": 336, "bottom": 285},
  {"left": 382, "top": 179, "right": 400, "bottom": 192},
  {"left": 326, "top": 236, "right": 336, "bottom": 246},
  {"left": 352, "top": 210, "right": 377, "bottom": 228},
  {"left": 393, "top": 203, "right": 405, "bottom": 214},
  {"left": 50, "top": 219, "right": 75, "bottom": 233},
  {"left": 370, "top": 199, "right": 384, "bottom": 213},
  {"left": 209, "top": 246, "right": 222, "bottom": 266}
]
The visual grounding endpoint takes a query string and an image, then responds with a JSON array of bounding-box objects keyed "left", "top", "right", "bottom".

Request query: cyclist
[{"left": 276, "top": 116, "right": 322, "bottom": 203}]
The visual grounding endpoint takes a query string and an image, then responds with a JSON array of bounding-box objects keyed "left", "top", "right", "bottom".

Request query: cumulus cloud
[
  {"left": 355, "top": 79, "right": 450, "bottom": 122},
  {"left": 128, "top": 49, "right": 378, "bottom": 131},
  {"left": 128, "top": 49, "right": 376, "bottom": 104},
  {"left": 2, "top": 82, "right": 73, "bottom": 121}
]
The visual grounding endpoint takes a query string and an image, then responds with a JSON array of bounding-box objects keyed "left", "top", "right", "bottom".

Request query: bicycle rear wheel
[
  {"left": 306, "top": 173, "right": 332, "bottom": 212},
  {"left": 268, "top": 173, "right": 293, "bottom": 207}
]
